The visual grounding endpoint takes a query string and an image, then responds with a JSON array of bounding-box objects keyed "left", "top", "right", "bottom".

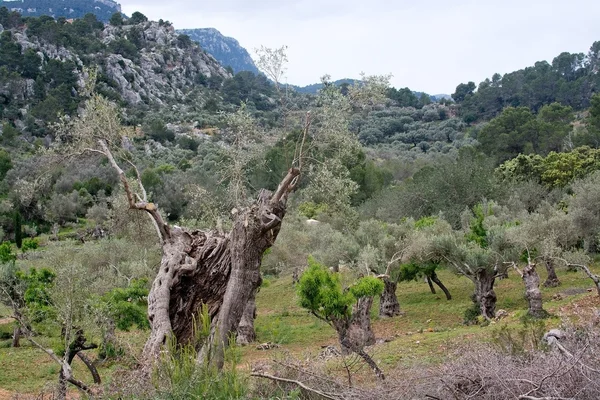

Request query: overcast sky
[{"left": 120, "top": 0, "right": 600, "bottom": 94}]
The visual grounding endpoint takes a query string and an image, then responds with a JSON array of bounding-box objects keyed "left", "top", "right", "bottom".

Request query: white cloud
[{"left": 120, "top": 0, "right": 600, "bottom": 94}]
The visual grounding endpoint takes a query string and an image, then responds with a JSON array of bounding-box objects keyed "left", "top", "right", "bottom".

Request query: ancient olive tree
[
  {"left": 55, "top": 68, "right": 390, "bottom": 371},
  {"left": 508, "top": 256, "right": 548, "bottom": 319},
  {"left": 297, "top": 257, "right": 385, "bottom": 380},
  {"left": 433, "top": 206, "right": 517, "bottom": 320},
  {"left": 55, "top": 94, "right": 305, "bottom": 370},
  {"left": 508, "top": 204, "right": 580, "bottom": 288},
  {"left": 355, "top": 219, "right": 411, "bottom": 318}
]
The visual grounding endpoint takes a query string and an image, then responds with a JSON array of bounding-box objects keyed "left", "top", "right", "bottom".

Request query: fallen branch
[
  {"left": 251, "top": 372, "right": 340, "bottom": 400},
  {"left": 518, "top": 396, "right": 575, "bottom": 400}
]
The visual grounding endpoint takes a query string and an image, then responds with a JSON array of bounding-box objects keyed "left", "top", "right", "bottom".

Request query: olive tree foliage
[
  {"left": 218, "top": 104, "right": 265, "bottom": 208},
  {"left": 300, "top": 74, "right": 390, "bottom": 224},
  {"left": 399, "top": 217, "right": 455, "bottom": 300},
  {"left": 568, "top": 171, "right": 600, "bottom": 252},
  {"left": 363, "top": 148, "right": 500, "bottom": 228},
  {"left": 0, "top": 242, "right": 137, "bottom": 399},
  {"left": 506, "top": 202, "right": 580, "bottom": 288},
  {"left": 254, "top": 45, "right": 288, "bottom": 91},
  {"left": 353, "top": 219, "right": 412, "bottom": 317}
]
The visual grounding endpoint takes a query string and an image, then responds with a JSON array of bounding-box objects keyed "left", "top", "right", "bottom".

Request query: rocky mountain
[
  {"left": 177, "top": 28, "right": 258, "bottom": 74},
  {"left": 0, "top": 11, "right": 230, "bottom": 136},
  {"left": 0, "top": 0, "right": 122, "bottom": 22}
]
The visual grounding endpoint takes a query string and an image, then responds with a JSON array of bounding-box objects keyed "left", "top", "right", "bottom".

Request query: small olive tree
[
  {"left": 432, "top": 206, "right": 518, "bottom": 321},
  {"left": 354, "top": 219, "right": 411, "bottom": 318},
  {"left": 297, "top": 257, "right": 385, "bottom": 380},
  {"left": 400, "top": 217, "right": 455, "bottom": 301}
]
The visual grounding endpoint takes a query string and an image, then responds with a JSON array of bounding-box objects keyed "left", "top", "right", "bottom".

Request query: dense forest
[{"left": 2, "top": 7, "right": 600, "bottom": 400}]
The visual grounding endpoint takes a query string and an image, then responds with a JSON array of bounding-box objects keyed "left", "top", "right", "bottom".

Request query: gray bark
[
  {"left": 574, "top": 263, "right": 600, "bottom": 297},
  {"left": 101, "top": 136, "right": 300, "bottom": 372},
  {"left": 521, "top": 262, "right": 547, "bottom": 318},
  {"left": 543, "top": 258, "right": 560, "bottom": 287},
  {"left": 56, "top": 330, "right": 97, "bottom": 400},
  {"left": 143, "top": 169, "right": 299, "bottom": 371},
  {"left": 76, "top": 353, "right": 101, "bottom": 384},
  {"left": 379, "top": 279, "right": 401, "bottom": 318},
  {"left": 236, "top": 289, "right": 257, "bottom": 346},
  {"left": 426, "top": 276, "right": 436, "bottom": 294},
  {"left": 475, "top": 269, "right": 497, "bottom": 320},
  {"left": 333, "top": 297, "right": 384, "bottom": 380}
]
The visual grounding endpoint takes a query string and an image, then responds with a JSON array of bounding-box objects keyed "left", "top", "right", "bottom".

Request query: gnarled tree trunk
[
  {"left": 345, "top": 296, "right": 376, "bottom": 351},
  {"left": 430, "top": 271, "right": 452, "bottom": 300},
  {"left": 474, "top": 269, "right": 497, "bottom": 320},
  {"left": 236, "top": 289, "right": 257, "bottom": 346},
  {"left": 521, "top": 262, "right": 547, "bottom": 318},
  {"left": 543, "top": 258, "right": 560, "bottom": 287},
  {"left": 98, "top": 132, "right": 302, "bottom": 372},
  {"left": 142, "top": 169, "right": 299, "bottom": 371},
  {"left": 333, "top": 296, "right": 384, "bottom": 380},
  {"left": 55, "top": 329, "right": 97, "bottom": 400},
  {"left": 76, "top": 353, "right": 101, "bottom": 384},
  {"left": 379, "top": 278, "right": 401, "bottom": 318}
]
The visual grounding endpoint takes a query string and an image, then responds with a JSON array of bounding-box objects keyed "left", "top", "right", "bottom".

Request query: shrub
[{"left": 21, "top": 238, "right": 38, "bottom": 252}]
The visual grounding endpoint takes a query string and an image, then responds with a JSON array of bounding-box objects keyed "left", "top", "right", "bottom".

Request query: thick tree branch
[
  {"left": 271, "top": 167, "right": 300, "bottom": 205},
  {"left": 126, "top": 159, "right": 148, "bottom": 202},
  {"left": 553, "top": 257, "right": 600, "bottom": 297},
  {"left": 76, "top": 353, "right": 101, "bottom": 384},
  {"left": 384, "top": 249, "right": 405, "bottom": 277},
  {"left": 292, "top": 111, "right": 312, "bottom": 181}
]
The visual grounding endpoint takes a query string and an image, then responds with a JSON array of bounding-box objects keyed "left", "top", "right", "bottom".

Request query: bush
[
  {"left": 144, "top": 119, "right": 175, "bottom": 143},
  {"left": 21, "top": 238, "right": 38, "bottom": 252},
  {"left": 129, "top": 11, "right": 148, "bottom": 25}
]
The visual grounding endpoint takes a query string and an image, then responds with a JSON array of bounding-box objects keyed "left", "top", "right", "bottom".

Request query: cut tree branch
[
  {"left": 251, "top": 372, "right": 340, "bottom": 400},
  {"left": 271, "top": 167, "right": 300, "bottom": 205}
]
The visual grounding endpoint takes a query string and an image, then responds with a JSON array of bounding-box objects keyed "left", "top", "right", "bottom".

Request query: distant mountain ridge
[
  {"left": 0, "top": 0, "right": 121, "bottom": 22},
  {"left": 177, "top": 28, "right": 259, "bottom": 74},
  {"left": 291, "top": 79, "right": 449, "bottom": 102},
  {"left": 291, "top": 79, "right": 358, "bottom": 94}
]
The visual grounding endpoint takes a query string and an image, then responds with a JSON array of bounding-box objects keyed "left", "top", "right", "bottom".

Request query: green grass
[
  {"left": 246, "top": 265, "right": 600, "bottom": 365},
  {"left": 1, "top": 263, "right": 598, "bottom": 394},
  {"left": 0, "top": 323, "right": 147, "bottom": 393}
]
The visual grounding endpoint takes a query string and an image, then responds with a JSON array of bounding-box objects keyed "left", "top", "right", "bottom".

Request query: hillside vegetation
[{"left": 1, "top": 8, "right": 600, "bottom": 400}]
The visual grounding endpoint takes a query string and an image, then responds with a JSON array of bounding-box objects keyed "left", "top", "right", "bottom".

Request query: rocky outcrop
[
  {"left": 3, "top": 18, "right": 230, "bottom": 107},
  {"left": 98, "top": 22, "right": 230, "bottom": 105},
  {"left": 178, "top": 27, "right": 258, "bottom": 74}
]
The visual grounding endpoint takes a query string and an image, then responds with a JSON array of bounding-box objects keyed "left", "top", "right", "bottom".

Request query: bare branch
[
  {"left": 98, "top": 139, "right": 170, "bottom": 241},
  {"left": 518, "top": 396, "right": 575, "bottom": 400},
  {"left": 251, "top": 372, "right": 341, "bottom": 400},
  {"left": 384, "top": 249, "right": 405, "bottom": 276},
  {"left": 552, "top": 257, "right": 600, "bottom": 296}
]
